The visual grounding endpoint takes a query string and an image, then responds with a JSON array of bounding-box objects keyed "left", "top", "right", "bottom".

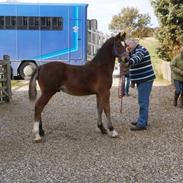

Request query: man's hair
[{"left": 125, "top": 39, "right": 138, "bottom": 51}]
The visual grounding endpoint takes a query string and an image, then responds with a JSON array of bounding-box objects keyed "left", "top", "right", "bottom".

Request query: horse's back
[{"left": 37, "top": 61, "right": 111, "bottom": 95}]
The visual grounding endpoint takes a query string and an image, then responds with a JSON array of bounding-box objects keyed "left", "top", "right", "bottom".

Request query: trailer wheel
[{"left": 19, "top": 62, "right": 37, "bottom": 80}]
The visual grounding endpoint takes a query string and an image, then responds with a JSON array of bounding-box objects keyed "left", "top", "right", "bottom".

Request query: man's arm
[
  {"left": 170, "top": 57, "right": 182, "bottom": 74},
  {"left": 128, "top": 49, "right": 145, "bottom": 65}
]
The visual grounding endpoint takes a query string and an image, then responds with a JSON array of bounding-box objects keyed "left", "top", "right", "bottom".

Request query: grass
[
  {"left": 11, "top": 79, "right": 28, "bottom": 88},
  {"left": 11, "top": 80, "right": 21, "bottom": 87},
  {"left": 139, "top": 37, "right": 159, "bottom": 59}
]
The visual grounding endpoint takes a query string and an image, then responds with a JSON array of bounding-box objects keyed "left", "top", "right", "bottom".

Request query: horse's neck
[
  {"left": 92, "top": 45, "right": 115, "bottom": 64},
  {"left": 96, "top": 48, "right": 115, "bottom": 66}
]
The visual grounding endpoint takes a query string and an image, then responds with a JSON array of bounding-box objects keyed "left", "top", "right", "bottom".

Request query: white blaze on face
[{"left": 121, "top": 41, "right": 125, "bottom": 47}]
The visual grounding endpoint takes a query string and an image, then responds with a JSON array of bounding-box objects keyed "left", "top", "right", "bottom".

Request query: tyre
[{"left": 19, "top": 62, "right": 37, "bottom": 80}]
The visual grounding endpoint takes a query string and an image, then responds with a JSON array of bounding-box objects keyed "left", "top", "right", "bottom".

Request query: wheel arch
[
  {"left": 18, "top": 60, "right": 38, "bottom": 79},
  {"left": 18, "top": 60, "right": 38, "bottom": 74}
]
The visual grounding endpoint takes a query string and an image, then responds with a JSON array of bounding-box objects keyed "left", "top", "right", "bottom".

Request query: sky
[{"left": 1, "top": 0, "right": 159, "bottom": 34}]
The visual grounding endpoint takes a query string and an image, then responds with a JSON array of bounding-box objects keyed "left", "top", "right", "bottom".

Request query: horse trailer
[{"left": 0, "top": 3, "right": 89, "bottom": 79}]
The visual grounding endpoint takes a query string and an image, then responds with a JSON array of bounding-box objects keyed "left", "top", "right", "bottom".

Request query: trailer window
[
  {"left": 0, "top": 16, "right": 63, "bottom": 30},
  {"left": 5, "top": 16, "right": 12, "bottom": 29},
  {"left": 0, "top": 16, "right": 5, "bottom": 29},
  {"left": 23, "top": 16, "right": 28, "bottom": 26},
  {"left": 29, "top": 17, "right": 39, "bottom": 29},
  {"left": 52, "top": 17, "right": 63, "bottom": 30},
  {"left": 12, "top": 16, "right": 16, "bottom": 26},
  {"left": 40, "top": 17, "right": 51, "bottom": 30},
  {"left": 4, "top": 16, "right": 17, "bottom": 29},
  {"left": 17, "top": 16, "right": 23, "bottom": 29}
]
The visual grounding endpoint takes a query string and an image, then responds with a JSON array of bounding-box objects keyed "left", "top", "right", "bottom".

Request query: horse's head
[{"left": 113, "top": 32, "right": 129, "bottom": 63}]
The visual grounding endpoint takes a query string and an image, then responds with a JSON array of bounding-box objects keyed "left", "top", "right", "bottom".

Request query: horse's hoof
[
  {"left": 96, "top": 127, "right": 107, "bottom": 135},
  {"left": 109, "top": 130, "right": 119, "bottom": 138},
  {"left": 33, "top": 135, "right": 43, "bottom": 143},
  {"left": 39, "top": 129, "right": 45, "bottom": 136},
  {"left": 97, "top": 124, "right": 108, "bottom": 134},
  {"left": 33, "top": 138, "right": 43, "bottom": 143},
  {"left": 101, "top": 128, "right": 108, "bottom": 135}
]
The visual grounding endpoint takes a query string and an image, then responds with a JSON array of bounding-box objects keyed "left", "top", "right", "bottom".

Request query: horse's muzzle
[{"left": 118, "top": 54, "right": 129, "bottom": 64}]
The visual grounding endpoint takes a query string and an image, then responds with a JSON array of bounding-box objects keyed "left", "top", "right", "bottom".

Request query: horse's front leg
[
  {"left": 102, "top": 91, "right": 118, "bottom": 137},
  {"left": 33, "top": 92, "right": 54, "bottom": 142},
  {"left": 96, "top": 94, "right": 107, "bottom": 134}
]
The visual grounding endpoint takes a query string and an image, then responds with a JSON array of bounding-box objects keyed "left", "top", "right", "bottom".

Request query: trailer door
[{"left": 69, "top": 19, "right": 84, "bottom": 65}]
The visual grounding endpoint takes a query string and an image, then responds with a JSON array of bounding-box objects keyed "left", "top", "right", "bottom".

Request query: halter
[{"left": 113, "top": 41, "right": 127, "bottom": 58}]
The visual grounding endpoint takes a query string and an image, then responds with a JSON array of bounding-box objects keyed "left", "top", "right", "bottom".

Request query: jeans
[
  {"left": 174, "top": 80, "right": 183, "bottom": 95},
  {"left": 136, "top": 80, "right": 153, "bottom": 128}
]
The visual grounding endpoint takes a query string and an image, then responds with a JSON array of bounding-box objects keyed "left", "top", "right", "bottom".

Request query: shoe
[
  {"left": 130, "top": 126, "right": 147, "bottom": 131},
  {"left": 131, "top": 122, "right": 150, "bottom": 126},
  {"left": 131, "top": 121, "right": 137, "bottom": 126}
]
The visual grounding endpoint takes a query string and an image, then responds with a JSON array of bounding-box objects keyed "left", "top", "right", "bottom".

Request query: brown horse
[{"left": 29, "top": 32, "right": 127, "bottom": 142}]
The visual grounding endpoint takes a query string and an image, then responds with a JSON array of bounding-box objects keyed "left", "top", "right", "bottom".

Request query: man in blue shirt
[{"left": 125, "top": 39, "right": 156, "bottom": 130}]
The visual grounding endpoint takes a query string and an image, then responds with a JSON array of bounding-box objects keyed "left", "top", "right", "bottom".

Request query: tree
[
  {"left": 108, "top": 7, "right": 151, "bottom": 38},
  {"left": 152, "top": 0, "right": 183, "bottom": 61}
]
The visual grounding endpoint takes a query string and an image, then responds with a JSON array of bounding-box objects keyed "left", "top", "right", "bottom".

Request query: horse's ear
[
  {"left": 115, "top": 32, "right": 126, "bottom": 40},
  {"left": 120, "top": 32, "right": 126, "bottom": 40}
]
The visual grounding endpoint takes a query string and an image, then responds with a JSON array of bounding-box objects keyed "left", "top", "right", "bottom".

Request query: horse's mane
[{"left": 91, "top": 36, "right": 115, "bottom": 64}]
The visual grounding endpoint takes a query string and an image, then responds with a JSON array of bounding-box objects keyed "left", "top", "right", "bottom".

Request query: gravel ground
[{"left": 0, "top": 79, "right": 183, "bottom": 183}]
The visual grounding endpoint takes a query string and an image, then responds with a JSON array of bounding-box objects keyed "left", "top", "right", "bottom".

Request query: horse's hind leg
[
  {"left": 96, "top": 94, "right": 107, "bottom": 134},
  {"left": 39, "top": 119, "right": 44, "bottom": 136},
  {"left": 33, "top": 92, "right": 54, "bottom": 142},
  {"left": 100, "top": 91, "right": 118, "bottom": 137}
]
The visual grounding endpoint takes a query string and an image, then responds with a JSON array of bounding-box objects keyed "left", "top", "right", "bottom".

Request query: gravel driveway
[{"left": 0, "top": 79, "right": 183, "bottom": 183}]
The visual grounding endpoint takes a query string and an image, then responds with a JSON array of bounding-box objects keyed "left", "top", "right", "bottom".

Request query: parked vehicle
[{"left": 0, "top": 3, "right": 88, "bottom": 79}]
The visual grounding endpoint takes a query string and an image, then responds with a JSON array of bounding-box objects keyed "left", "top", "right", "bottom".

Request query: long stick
[{"left": 118, "top": 64, "right": 126, "bottom": 113}]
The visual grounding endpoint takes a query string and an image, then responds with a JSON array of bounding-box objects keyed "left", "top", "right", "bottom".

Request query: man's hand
[{"left": 120, "top": 62, "right": 129, "bottom": 68}]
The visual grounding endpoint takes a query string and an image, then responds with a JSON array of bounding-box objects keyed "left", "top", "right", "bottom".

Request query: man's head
[{"left": 125, "top": 39, "right": 138, "bottom": 53}]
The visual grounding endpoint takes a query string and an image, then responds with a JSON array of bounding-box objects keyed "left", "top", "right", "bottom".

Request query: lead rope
[{"left": 118, "top": 63, "right": 126, "bottom": 113}]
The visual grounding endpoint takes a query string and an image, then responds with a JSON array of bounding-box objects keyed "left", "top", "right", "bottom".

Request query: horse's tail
[{"left": 29, "top": 68, "right": 38, "bottom": 101}]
